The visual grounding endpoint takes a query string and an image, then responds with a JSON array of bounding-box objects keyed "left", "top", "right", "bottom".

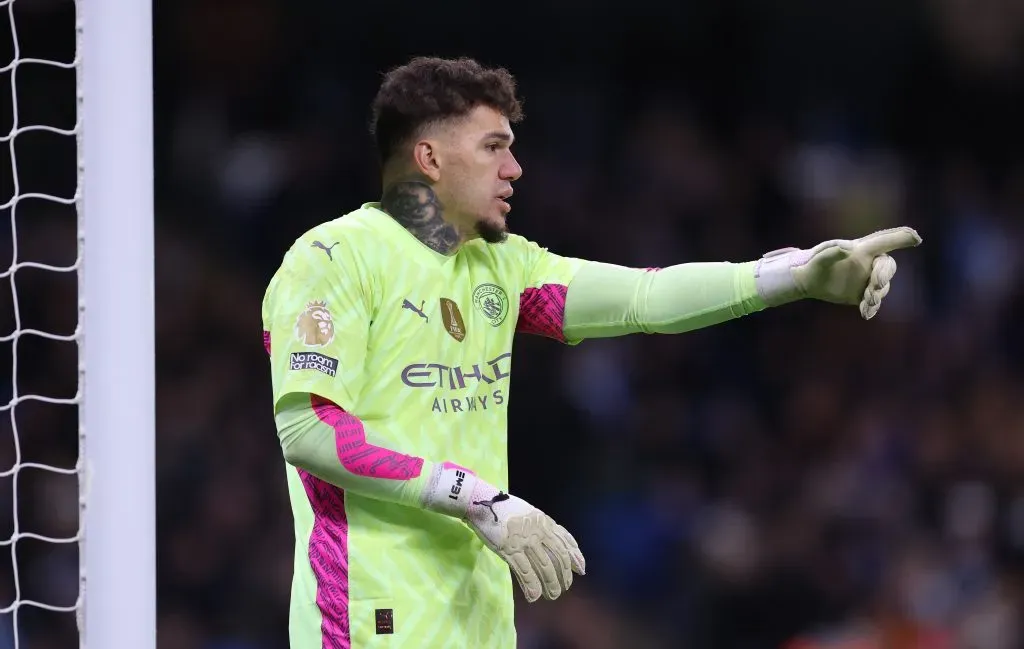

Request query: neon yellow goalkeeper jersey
[{"left": 261, "top": 203, "right": 584, "bottom": 648}]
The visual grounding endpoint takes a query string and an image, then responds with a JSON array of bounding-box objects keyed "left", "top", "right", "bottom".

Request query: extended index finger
[{"left": 856, "top": 226, "right": 922, "bottom": 256}]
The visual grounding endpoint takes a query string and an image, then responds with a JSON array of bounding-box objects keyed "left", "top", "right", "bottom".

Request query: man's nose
[{"left": 501, "top": 153, "right": 523, "bottom": 181}]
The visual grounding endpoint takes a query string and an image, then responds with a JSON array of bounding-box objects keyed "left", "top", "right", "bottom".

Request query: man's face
[{"left": 434, "top": 105, "right": 522, "bottom": 243}]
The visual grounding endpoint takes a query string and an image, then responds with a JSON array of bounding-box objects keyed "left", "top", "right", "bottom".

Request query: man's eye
[{"left": 486, "top": 143, "right": 500, "bottom": 152}]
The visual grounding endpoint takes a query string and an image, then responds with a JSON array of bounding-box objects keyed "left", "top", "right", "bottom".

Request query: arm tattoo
[{"left": 381, "top": 179, "right": 460, "bottom": 255}]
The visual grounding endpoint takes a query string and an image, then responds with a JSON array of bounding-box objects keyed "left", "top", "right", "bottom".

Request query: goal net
[{"left": 1, "top": 1, "right": 155, "bottom": 648}]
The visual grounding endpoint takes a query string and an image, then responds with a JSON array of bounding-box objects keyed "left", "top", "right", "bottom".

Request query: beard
[{"left": 474, "top": 215, "right": 509, "bottom": 244}]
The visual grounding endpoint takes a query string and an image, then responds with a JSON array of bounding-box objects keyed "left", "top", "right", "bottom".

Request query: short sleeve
[
  {"left": 262, "top": 238, "right": 371, "bottom": 412},
  {"left": 511, "top": 236, "right": 587, "bottom": 344}
]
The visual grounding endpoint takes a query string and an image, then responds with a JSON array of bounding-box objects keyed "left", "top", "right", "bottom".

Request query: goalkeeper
[{"left": 261, "top": 57, "right": 921, "bottom": 648}]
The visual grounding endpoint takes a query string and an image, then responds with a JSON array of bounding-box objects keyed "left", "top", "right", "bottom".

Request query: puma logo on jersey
[
  {"left": 402, "top": 299, "right": 428, "bottom": 322},
  {"left": 311, "top": 240, "right": 339, "bottom": 260}
]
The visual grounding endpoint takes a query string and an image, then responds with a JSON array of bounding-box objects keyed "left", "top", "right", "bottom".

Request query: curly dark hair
[{"left": 370, "top": 57, "right": 524, "bottom": 165}]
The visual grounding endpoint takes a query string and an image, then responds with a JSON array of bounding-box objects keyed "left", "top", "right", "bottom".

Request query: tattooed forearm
[{"left": 381, "top": 180, "right": 460, "bottom": 255}]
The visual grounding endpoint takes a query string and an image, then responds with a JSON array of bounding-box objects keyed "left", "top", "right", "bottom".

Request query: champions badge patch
[{"left": 440, "top": 298, "right": 467, "bottom": 342}]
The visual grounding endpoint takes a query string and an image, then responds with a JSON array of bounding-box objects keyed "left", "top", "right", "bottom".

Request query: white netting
[{"left": 1, "top": 0, "right": 83, "bottom": 647}]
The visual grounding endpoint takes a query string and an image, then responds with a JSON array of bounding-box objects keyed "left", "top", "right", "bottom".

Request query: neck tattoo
[{"left": 380, "top": 180, "right": 460, "bottom": 255}]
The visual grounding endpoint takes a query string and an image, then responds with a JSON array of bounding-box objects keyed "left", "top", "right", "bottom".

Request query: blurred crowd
[{"left": 4, "top": 0, "right": 1024, "bottom": 648}]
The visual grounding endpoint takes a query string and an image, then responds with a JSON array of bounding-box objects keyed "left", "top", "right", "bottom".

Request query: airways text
[{"left": 399, "top": 352, "right": 511, "bottom": 415}]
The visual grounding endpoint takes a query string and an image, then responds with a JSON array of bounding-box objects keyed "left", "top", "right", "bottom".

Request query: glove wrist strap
[
  {"left": 754, "top": 248, "right": 810, "bottom": 306},
  {"left": 421, "top": 462, "right": 482, "bottom": 519}
]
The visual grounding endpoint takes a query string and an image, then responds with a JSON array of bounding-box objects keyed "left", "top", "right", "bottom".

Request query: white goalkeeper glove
[
  {"left": 422, "top": 463, "right": 585, "bottom": 602},
  {"left": 753, "top": 226, "right": 922, "bottom": 319}
]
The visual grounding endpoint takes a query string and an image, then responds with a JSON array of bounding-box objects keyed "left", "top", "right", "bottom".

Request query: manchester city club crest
[{"left": 472, "top": 283, "right": 509, "bottom": 327}]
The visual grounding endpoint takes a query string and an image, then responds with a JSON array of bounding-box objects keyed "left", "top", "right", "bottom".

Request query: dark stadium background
[{"left": 3, "top": 0, "right": 1024, "bottom": 647}]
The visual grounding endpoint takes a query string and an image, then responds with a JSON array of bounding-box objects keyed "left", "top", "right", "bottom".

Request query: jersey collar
[{"left": 361, "top": 202, "right": 457, "bottom": 267}]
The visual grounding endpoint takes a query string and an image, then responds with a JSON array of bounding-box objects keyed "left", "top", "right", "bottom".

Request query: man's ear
[{"left": 412, "top": 140, "right": 442, "bottom": 182}]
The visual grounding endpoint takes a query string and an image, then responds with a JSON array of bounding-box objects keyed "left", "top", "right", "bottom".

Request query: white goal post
[
  {"left": 2, "top": 0, "right": 154, "bottom": 643},
  {"left": 77, "top": 0, "right": 156, "bottom": 647}
]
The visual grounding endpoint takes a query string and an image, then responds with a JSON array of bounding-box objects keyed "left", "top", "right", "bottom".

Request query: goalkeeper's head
[{"left": 370, "top": 57, "right": 524, "bottom": 244}]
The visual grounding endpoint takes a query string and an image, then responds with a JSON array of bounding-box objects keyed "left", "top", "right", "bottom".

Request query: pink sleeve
[
  {"left": 516, "top": 284, "right": 570, "bottom": 342},
  {"left": 514, "top": 238, "right": 586, "bottom": 343},
  {"left": 308, "top": 395, "right": 425, "bottom": 481},
  {"left": 275, "top": 394, "right": 432, "bottom": 509}
]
